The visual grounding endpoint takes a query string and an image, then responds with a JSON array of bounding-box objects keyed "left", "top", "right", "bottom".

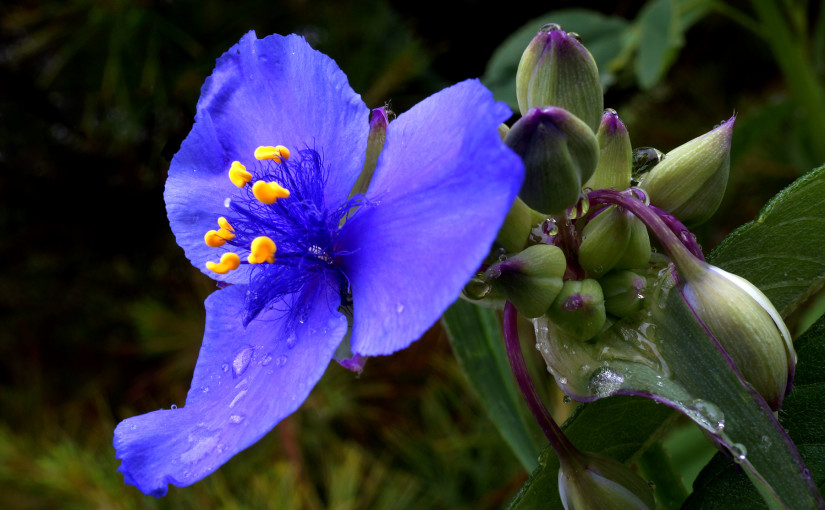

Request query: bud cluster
[{"left": 470, "top": 22, "right": 795, "bottom": 412}]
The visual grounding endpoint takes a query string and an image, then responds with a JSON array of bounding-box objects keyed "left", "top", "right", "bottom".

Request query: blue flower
[{"left": 113, "top": 31, "right": 524, "bottom": 497}]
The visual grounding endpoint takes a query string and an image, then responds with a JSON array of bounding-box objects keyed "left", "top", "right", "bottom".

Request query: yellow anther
[
  {"left": 228, "top": 161, "right": 252, "bottom": 187},
  {"left": 206, "top": 252, "right": 241, "bottom": 274},
  {"left": 217, "top": 217, "right": 234, "bottom": 232},
  {"left": 254, "top": 145, "right": 290, "bottom": 162},
  {"left": 252, "top": 180, "right": 291, "bottom": 204},
  {"left": 204, "top": 217, "right": 236, "bottom": 247},
  {"left": 205, "top": 230, "right": 226, "bottom": 247},
  {"left": 248, "top": 236, "right": 277, "bottom": 264}
]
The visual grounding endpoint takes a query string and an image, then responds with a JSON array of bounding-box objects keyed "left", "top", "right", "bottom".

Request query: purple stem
[
  {"left": 649, "top": 204, "right": 704, "bottom": 261},
  {"left": 503, "top": 301, "right": 578, "bottom": 459},
  {"left": 586, "top": 189, "right": 702, "bottom": 275}
]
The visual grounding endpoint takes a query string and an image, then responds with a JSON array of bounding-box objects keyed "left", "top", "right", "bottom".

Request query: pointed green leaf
[{"left": 442, "top": 300, "right": 542, "bottom": 471}]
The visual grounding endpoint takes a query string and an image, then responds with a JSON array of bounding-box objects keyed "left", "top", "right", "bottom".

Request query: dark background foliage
[{"left": 0, "top": 0, "right": 810, "bottom": 507}]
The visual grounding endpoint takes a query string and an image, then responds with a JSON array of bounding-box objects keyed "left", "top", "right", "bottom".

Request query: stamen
[
  {"left": 206, "top": 252, "right": 241, "bottom": 274},
  {"left": 252, "top": 180, "right": 291, "bottom": 204},
  {"left": 228, "top": 161, "right": 252, "bottom": 187},
  {"left": 248, "top": 236, "right": 277, "bottom": 264},
  {"left": 254, "top": 145, "right": 291, "bottom": 162},
  {"left": 218, "top": 217, "right": 234, "bottom": 232},
  {"left": 204, "top": 217, "right": 236, "bottom": 247}
]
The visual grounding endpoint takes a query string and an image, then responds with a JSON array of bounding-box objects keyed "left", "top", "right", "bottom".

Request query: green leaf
[
  {"left": 481, "top": 9, "right": 630, "bottom": 110},
  {"left": 682, "top": 316, "right": 825, "bottom": 509},
  {"left": 709, "top": 165, "right": 825, "bottom": 325},
  {"left": 441, "top": 300, "right": 542, "bottom": 471},
  {"left": 529, "top": 268, "right": 822, "bottom": 509},
  {"left": 507, "top": 396, "right": 678, "bottom": 509},
  {"left": 635, "top": 0, "right": 685, "bottom": 89}
]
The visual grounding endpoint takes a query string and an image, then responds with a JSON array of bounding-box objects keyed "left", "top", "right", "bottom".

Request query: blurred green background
[{"left": 1, "top": 0, "right": 820, "bottom": 508}]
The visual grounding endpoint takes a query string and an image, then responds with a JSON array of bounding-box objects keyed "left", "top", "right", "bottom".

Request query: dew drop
[
  {"left": 276, "top": 331, "right": 294, "bottom": 350},
  {"left": 562, "top": 395, "right": 571, "bottom": 404},
  {"left": 542, "top": 218, "right": 559, "bottom": 236},
  {"left": 567, "top": 31, "right": 581, "bottom": 42},
  {"left": 540, "top": 23, "right": 563, "bottom": 33},
  {"left": 730, "top": 443, "right": 747, "bottom": 463},
  {"left": 232, "top": 346, "right": 254, "bottom": 376},
  {"left": 558, "top": 377, "right": 568, "bottom": 385},
  {"left": 275, "top": 355, "right": 288, "bottom": 367},
  {"left": 201, "top": 386, "right": 210, "bottom": 394},
  {"left": 221, "top": 363, "right": 229, "bottom": 373},
  {"left": 229, "top": 414, "right": 245, "bottom": 424},
  {"left": 224, "top": 197, "right": 231, "bottom": 208},
  {"left": 171, "top": 404, "right": 178, "bottom": 409},
  {"left": 588, "top": 367, "right": 625, "bottom": 397},
  {"left": 229, "top": 390, "right": 248, "bottom": 408},
  {"left": 260, "top": 353, "right": 273, "bottom": 366},
  {"left": 396, "top": 303, "right": 405, "bottom": 314}
]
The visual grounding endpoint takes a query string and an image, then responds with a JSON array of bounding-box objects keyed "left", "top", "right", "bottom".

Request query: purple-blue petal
[
  {"left": 114, "top": 282, "right": 347, "bottom": 496},
  {"left": 165, "top": 32, "right": 369, "bottom": 282},
  {"left": 337, "top": 79, "right": 524, "bottom": 356}
]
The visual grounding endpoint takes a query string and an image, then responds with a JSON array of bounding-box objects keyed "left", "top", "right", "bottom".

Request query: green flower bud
[
  {"left": 601, "top": 270, "right": 647, "bottom": 318},
  {"left": 578, "top": 206, "right": 631, "bottom": 278},
  {"left": 547, "top": 279, "right": 606, "bottom": 341},
  {"left": 585, "top": 109, "right": 633, "bottom": 190},
  {"left": 639, "top": 117, "right": 735, "bottom": 226},
  {"left": 516, "top": 24, "right": 603, "bottom": 132},
  {"left": 506, "top": 106, "right": 599, "bottom": 214},
  {"left": 558, "top": 450, "right": 655, "bottom": 510},
  {"left": 495, "top": 197, "right": 547, "bottom": 253},
  {"left": 679, "top": 262, "right": 795, "bottom": 410},
  {"left": 616, "top": 213, "right": 651, "bottom": 270},
  {"left": 485, "top": 244, "right": 567, "bottom": 318}
]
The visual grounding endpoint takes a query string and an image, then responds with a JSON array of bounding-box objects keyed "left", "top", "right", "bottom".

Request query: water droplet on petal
[
  {"left": 286, "top": 332, "right": 298, "bottom": 349},
  {"left": 171, "top": 404, "right": 177, "bottom": 409},
  {"left": 232, "top": 345, "right": 254, "bottom": 376},
  {"left": 229, "top": 414, "right": 245, "bottom": 424},
  {"left": 562, "top": 395, "right": 571, "bottom": 404},
  {"left": 275, "top": 355, "right": 288, "bottom": 367},
  {"left": 221, "top": 363, "right": 229, "bottom": 373},
  {"left": 730, "top": 443, "right": 747, "bottom": 463},
  {"left": 229, "top": 390, "right": 248, "bottom": 408},
  {"left": 261, "top": 353, "right": 273, "bottom": 366},
  {"left": 224, "top": 198, "right": 231, "bottom": 208},
  {"left": 558, "top": 377, "right": 568, "bottom": 385},
  {"left": 396, "top": 303, "right": 404, "bottom": 314},
  {"left": 201, "top": 386, "right": 210, "bottom": 393}
]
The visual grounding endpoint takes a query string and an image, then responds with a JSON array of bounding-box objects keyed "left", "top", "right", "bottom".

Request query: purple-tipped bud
[
  {"left": 547, "top": 279, "right": 606, "bottom": 341},
  {"left": 558, "top": 450, "right": 655, "bottom": 510},
  {"left": 485, "top": 244, "right": 567, "bottom": 318},
  {"left": 350, "top": 107, "right": 389, "bottom": 196},
  {"left": 505, "top": 106, "right": 599, "bottom": 214},
  {"left": 585, "top": 109, "right": 633, "bottom": 190},
  {"left": 678, "top": 261, "right": 795, "bottom": 410},
  {"left": 639, "top": 117, "right": 735, "bottom": 226},
  {"left": 516, "top": 25, "right": 604, "bottom": 132}
]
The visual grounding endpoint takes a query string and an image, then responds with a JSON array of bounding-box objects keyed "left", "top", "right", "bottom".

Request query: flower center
[{"left": 203, "top": 144, "right": 356, "bottom": 322}]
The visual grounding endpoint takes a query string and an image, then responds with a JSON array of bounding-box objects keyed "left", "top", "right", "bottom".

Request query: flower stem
[
  {"left": 503, "top": 301, "right": 578, "bottom": 459},
  {"left": 587, "top": 189, "right": 704, "bottom": 278}
]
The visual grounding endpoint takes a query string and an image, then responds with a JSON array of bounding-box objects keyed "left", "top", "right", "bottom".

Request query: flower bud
[
  {"left": 350, "top": 107, "right": 388, "bottom": 197},
  {"left": 639, "top": 117, "right": 735, "bottom": 226},
  {"left": 516, "top": 24, "right": 604, "bottom": 132},
  {"left": 585, "top": 109, "right": 633, "bottom": 190},
  {"left": 547, "top": 279, "right": 606, "bottom": 341},
  {"left": 505, "top": 106, "right": 599, "bottom": 214},
  {"left": 495, "top": 197, "right": 546, "bottom": 253},
  {"left": 485, "top": 244, "right": 567, "bottom": 318},
  {"left": 679, "top": 262, "right": 795, "bottom": 410},
  {"left": 616, "top": 213, "right": 651, "bottom": 270},
  {"left": 578, "top": 206, "right": 631, "bottom": 278},
  {"left": 601, "top": 270, "right": 647, "bottom": 318},
  {"left": 558, "top": 450, "right": 655, "bottom": 510}
]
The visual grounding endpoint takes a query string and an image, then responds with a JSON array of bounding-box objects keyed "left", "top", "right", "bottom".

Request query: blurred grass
[{"left": 1, "top": 0, "right": 820, "bottom": 507}]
